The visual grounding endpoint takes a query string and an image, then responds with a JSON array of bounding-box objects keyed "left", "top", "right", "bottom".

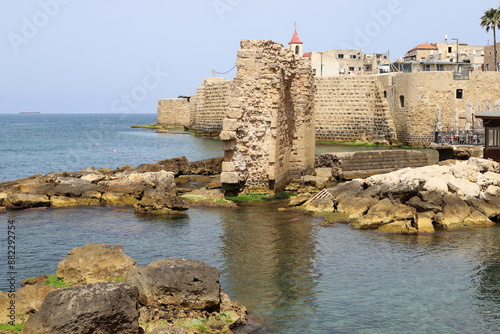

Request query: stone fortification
[
  {"left": 316, "top": 150, "right": 429, "bottom": 179},
  {"left": 314, "top": 76, "right": 396, "bottom": 143},
  {"left": 157, "top": 98, "right": 190, "bottom": 126},
  {"left": 220, "top": 40, "right": 316, "bottom": 194},
  {"left": 190, "top": 78, "right": 232, "bottom": 135}
]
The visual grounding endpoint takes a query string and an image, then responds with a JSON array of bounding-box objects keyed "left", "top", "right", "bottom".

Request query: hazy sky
[{"left": 1, "top": 0, "right": 499, "bottom": 114}]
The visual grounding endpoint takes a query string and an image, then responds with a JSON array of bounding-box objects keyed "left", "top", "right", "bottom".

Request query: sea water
[{"left": 0, "top": 114, "right": 499, "bottom": 333}]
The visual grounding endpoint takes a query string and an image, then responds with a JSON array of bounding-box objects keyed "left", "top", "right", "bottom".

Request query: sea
[{"left": 0, "top": 113, "right": 499, "bottom": 333}]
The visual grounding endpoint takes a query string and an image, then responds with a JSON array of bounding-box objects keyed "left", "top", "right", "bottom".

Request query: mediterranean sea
[{"left": 0, "top": 113, "right": 499, "bottom": 333}]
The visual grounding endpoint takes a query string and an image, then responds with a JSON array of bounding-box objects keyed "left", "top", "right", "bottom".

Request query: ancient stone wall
[
  {"left": 314, "top": 76, "right": 396, "bottom": 143},
  {"left": 157, "top": 99, "right": 190, "bottom": 126},
  {"left": 220, "top": 40, "right": 316, "bottom": 194},
  {"left": 316, "top": 150, "right": 429, "bottom": 179},
  {"left": 388, "top": 71, "right": 500, "bottom": 145}
]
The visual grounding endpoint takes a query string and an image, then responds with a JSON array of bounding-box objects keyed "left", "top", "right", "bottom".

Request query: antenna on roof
[{"left": 445, "top": 34, "right": 448, "bottom": 43}]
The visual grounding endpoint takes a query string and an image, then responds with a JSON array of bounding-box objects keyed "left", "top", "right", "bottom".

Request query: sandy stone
[{"left": 415, "top": 212, "right": 435, "bottom": 233}]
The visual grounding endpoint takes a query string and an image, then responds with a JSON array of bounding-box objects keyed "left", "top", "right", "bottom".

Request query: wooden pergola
[{"left": 475, "top": 111, "right": 500, "bottom": 162}]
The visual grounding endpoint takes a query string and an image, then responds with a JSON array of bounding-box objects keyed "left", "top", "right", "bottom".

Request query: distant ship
[{"left": 19, "top": 111, "right": 41, "bottom": 114}]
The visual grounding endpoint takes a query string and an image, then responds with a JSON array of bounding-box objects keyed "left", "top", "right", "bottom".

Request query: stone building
[{"left": 484, "top": 43, "right": 500, "bottom": 71}]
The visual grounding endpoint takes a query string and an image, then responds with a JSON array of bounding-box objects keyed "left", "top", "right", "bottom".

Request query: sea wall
[
  {"left": 157, "top": 98, "right": 190, "bottom": 126},
  {"left": 316, "top": 150, "right": 429, "bottom": 179},
  {"left": 220, "top": 39, "right": 316, "bottom": 194}
]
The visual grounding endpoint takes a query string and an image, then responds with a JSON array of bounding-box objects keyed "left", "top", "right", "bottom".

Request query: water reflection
[{"left": 219, "top": 201, "right": 321, "bottom": 332}]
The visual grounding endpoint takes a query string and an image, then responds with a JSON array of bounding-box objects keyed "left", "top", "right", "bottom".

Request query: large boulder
[
  {"left": 7, "top": 193, "right": 50, "bottom": 208},
  {"left": 23, "top": 282, "right": 141, "bottom": 334},
  {"left": 136, "top": 156, "right": 191, "bottom": 175},
  {"left": 434, "top": 194, "right": 471, "bottom": 230},
  {"left": 126, "top": 258, "right": 221, "bottom": 310},
  {"left": 56, "top": 244, "right": 138, "bottom": 284}
]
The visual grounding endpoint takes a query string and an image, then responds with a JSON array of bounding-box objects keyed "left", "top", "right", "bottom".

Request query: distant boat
[{"left": 19, "top": 111, "right": 41, "bottom": 114}]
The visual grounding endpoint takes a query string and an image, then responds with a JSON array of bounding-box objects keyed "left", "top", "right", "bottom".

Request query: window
[
  {"left": 487, "top": 128, "right": 500, "bottom": 147},
  {"left": 456, "top": 89, "right": 463, "bottom": 99},
  {"left": 448, "top": 47, "right": 452, "bottom": 53},
  {"left": 350, "top": 54, "right": 357, "bottom": 59},
  {"left": 349, "top": 66, "right": 355, "bottom": 72},
  {"left": 365, "top": 64, "right": 373, "bottom": 71},
  {"left": 384, "top": 91, "right": 387, "bottom": 98},
  {"left": 295, "top": 45, "right": 299, "bottom": 55},
  {"left": 437, "top": 64, "right": 445, "bottom": 71},
  {"left": 423, "top": 64, "right": 431, "bottom": 71},
  {"left": 399, "top": 95, "right": 405, "bottom": 107},
  {"left": 338, "top": 54, "right": 344, "bottom": 59}
]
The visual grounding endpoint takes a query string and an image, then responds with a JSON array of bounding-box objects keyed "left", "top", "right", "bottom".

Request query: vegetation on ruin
[
  {"left": 181, "top": 312, "right": 234, "bottom": 333},
  {"left": 131, "top": 124, "right": 185, "bottom": 131}
]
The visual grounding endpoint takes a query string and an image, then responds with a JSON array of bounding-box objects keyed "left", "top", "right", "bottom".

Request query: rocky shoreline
[
  {"left": 1, "top": 243, "right": 246, "bottom": 334},
  {"left": 295, "top": 157, "right": 500, "bottom": 233}
]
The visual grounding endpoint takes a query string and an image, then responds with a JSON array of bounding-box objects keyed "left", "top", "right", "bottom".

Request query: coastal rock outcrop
[
  {"left": 299, "top": 158, "right": 500, "bottom": 233},
  {"left": 23, "top": 282, "right": 141, "bottom": 334},
  {"left": 56, "top": 244, "right": 138, "bottom": 284},
  {"left": 4, "top": 244, "right": 247, "bottom": 333}
]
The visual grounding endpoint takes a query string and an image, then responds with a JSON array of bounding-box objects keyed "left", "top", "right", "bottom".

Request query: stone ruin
[{"left": 220, "top": 39, "right": 316, "bottom": 195}]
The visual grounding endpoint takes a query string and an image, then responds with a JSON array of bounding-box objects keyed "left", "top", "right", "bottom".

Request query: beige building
[
  {"left": 397, "top": 41, "right": 484, "bottom": 73},
  {"left": 484, "top": 43, "right": 500, "bottom": 71}
]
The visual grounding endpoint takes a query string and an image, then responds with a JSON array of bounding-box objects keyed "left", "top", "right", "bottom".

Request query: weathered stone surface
[
  {"left": 423, "top": 176, "right": 449, "bottom": 193},
  {"left": 23, "top": 282, "right": 141, "bottom": 334},
  {"left": 406, "top": 196, "right": 441, "bottom": 213},
  {"left": 101, "top": 192, "right": 137, "bottom": 206},
  {"left": 56, "top": 244, "right": 138, "bottom": 284},
  {"left": 466, "top": 198, "right": 500, "bottom": 220},
  {"left": 463, "top": 210, "right": 495, "bottom": 227},
  {"left": 7, "top": 193, "right": 50, "bottom": 208},
  {"left": 350, "top": 199, "right": 396, "bottom": 229},
  {"left": 0, "top": 285, "right": 58, "bottom": 324},
  {"left": 134, "top": 193, "right": 189, "bottom": 213},
  {"left": 220, "top": 172, "right": 239, "bottom": 184},
  {"left": 189, "top": 157, "right": 224, "bottom": 175},
  {"left": 137, "top": 156, "right": 190, "bottom": 175},
  {"left": 126, "top": 258, "right": 221, "bottom": 310},
  {"left": 378, "top": 221, "right": 418, "bottom": 234},
  {"left": 328, "top": 179, "right": 364, "bottom": 201},
  {"left": 415, "top": 212, "right": 435, "bottom": 233},
  {"left": 447, "top": 178, "right": 480, "bottom": 199},
  {"left": 337, "top": 196, "right": 377, "bottom": 219},
  {"left": 50, "top": 195, "right": 100, "bottom": 207},
  {"left": 419, "top": 190, "right": 445, "bottom": 206},
  {"left": 468, "top": 157, "right": 500, "bottom": 173},
  {"left": 315, "top": 168, "right": 333, "bottom": 178},
  {"left": 289, "top": 193, "right": 311, "bottom": 207},
  {"left": 434, "top": 194, "right": 471, "bottom": 230},
  {"left": 151, "top": 326, "right": 189, "bottom": 334}
]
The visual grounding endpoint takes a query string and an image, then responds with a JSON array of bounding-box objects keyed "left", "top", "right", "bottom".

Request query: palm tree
[{"left": 481, "top": 8, "right": 500, "bottom": 71}]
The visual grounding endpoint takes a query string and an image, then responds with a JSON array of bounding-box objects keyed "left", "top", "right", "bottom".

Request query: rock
[
  {"left": 420, "top": 190, "right": 445, "bottom": 206},
  {"left": 302, "top": 175, "right": 329, "bottom": 188},
  {"left": 189, "top": 157, "right": 224, "bottom": 175},
  {"left": 0, "top": 207, "right": 5, "bottom": 214},
  {"left": 315, "top": 168, "right": 333, "bottom": 178},
  {"left": 0, "top": 285, "right": 58, "bottom": 324},
  {"left": 467, "top": 157, "right": 500, "bottom": 173},
  {"left": 434, "top": 194, "right": 471, "bottom": 230},
  {"left": 56, "top": 244, "right": 138, "bottom": 284},
  {"left": 7, "top": 193, "right": 50, "bottom": 208},
  {"left": 337, "top": 196, "right": 377, "bottom": 219},
  {"left": 126, "top": 258, "right": 221, "bottom": 310},
  {"left": 477, "top": 171, "right": 500, "bottom": 188},
  {"left": 406, "top": 196, "right": 441, "bottom": 213},
  {"left": 422, "top": 176, "right": 449, "bottom": 193},
  {"left": 181, "top": 188, "right": 236, "bottom": 208},
  {"left": 151, "top": 327, "right": 189, "bottom": 334},
  {"left": 50, "top": 195, "right": 100, "bottom": 207},
  {"left": 303, "top": 197, "right": 335, "bottom": 213},
  {"left": 328, "top": 179, "right": 364, "bottom": 201},
  {"left": 466, "top": 198, "right": 500, "bottom": 220},
  {"left": 102, "top": 192, "right": 138, "bottom": 206},
  {"left": 288, "top": 193, "right": 310, "bottom": 207},
  {"left": 377, "top": 221, "right": 418, "bottom": 234},
  {"left": 23, "top": 282, "right": 141, "bottom": 334},
  {"left": 463, "top": 210, "right": 496, "bottom": 227},
  {"left": 137, "top": 156, "right": 190, "bottom": 175},
  {"left": 447, "top": 178, "right": 480, "bottom": 199},
  {"left": 134, "top": 192, "right": 189, "bottom": 214},
  {"left": 350, "top": 199, "right": 396, "bottom": 229},
  {"left": 47, "top": 182, "right": 102, "bottom": 197},
  {"left": 415, "top": 212, "right": 435, "bottom": 233},
  {"left": 450, "top": 163, "right": 480, "bottom": 182}
]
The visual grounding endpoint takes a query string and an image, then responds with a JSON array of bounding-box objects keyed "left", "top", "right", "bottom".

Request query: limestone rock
[
  {"left": 337, "top": 196, "right": 377, "bottom": 219},
  {"left": 463, "top": 210, "right": 496, "bottom": 227},
  {"left": 447, "top": 178, "right": 480, "bottom": 199},
  {"left": 406, "top": 196, "right": 441, "bottom": 213},
  {"left": 466, "top": 198, "right": 500, "bottom": 220},
  {"left": 350, "top": 198, "right": 396, "bottom": 229},
  {"left": 328, "top": 179, "right": 364, "bottom": 201},
  {"left": 0, "top": 285, "right": 58, "bottom": 324},
  {"left": 415, "top": 212, "right": 435, "bottom": 233},
  {"left": 7, "top": 193, "right": 50, "bottom": 208},
  {"left": 434, "top": 194, "right": 471, "bottom": 230},
  {"left": 134, "top": 193, "right": 189, "bottom": 213},
  {"left": 23, "top": 282, "right": 141, "bottom": 334},
  {"left": 467, "top": 157, "right": 500, "bottom": 173},
  {"left": 56, "top": 243, "right": 138, "bottom": 284},
  {"left": 289, "top": 193, "right": 311, "bottom": 207},
  {"left": 137, "top": 156, "right": 190, "bottom": 175},
  {"left": 189, "top": 157, "right": 224, "bottom": 175},
  {"left": 102, "top": 192, "right": 138, "bottom": 206},
  {"left": 423, "top": 176, "right": 449, "bottom": 193},
  {"left": 126, "top": 258, "right": 221, "bottom": 310},
  {"left": 377, "top": 221, "right": 418, "bottom": 234}
]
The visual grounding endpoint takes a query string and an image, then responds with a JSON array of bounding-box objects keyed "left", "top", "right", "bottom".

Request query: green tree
[{"left": 481, "top": 8, "right": 500, "bottom": 71}]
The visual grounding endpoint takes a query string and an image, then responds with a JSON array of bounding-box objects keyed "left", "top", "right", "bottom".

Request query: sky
[{"left": 1, "top": 0, "right": 499, "bottom": 114}]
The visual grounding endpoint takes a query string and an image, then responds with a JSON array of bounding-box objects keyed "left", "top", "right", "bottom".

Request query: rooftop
[
  {"left": 288, "top": 30, "right": 303, "bottom": 45},
  {"left": 408, "top": 43, "right": 438, "bottom": 52},
  {"left": 475, "top": 111, "right": 500, "bottom": 119}
]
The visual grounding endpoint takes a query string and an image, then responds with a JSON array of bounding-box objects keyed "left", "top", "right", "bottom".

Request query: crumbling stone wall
[{"left": 220, "top": 40, "right": 316, "bottom": 194}]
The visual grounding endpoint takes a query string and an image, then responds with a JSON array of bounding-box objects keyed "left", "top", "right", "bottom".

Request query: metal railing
[
  {"left": 453, "top": 71, "right": 470, "bottom": 80},
  {"left": 434, "top": 131, "right": 484, "bottom": 145}
]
